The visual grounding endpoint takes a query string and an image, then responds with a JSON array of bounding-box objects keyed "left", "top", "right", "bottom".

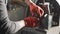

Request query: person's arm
[
  {"left": 0, "top": 0, "right": 25, "bottom": 33},
  {"left": 0, "top": 0, "right": 38, "bottom": 33}
]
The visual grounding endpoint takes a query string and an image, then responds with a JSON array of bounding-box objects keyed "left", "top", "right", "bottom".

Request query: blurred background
[{"left": 4, "top": 0, "right": 60, "bottom": 34}]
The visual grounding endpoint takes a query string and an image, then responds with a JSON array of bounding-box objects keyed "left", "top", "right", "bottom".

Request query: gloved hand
[
  {"left": 30, "top": 3, "right": 44, "bottom": 17},
  {"left": 24, "top": 16, "right": 38, "bottom": 27}
]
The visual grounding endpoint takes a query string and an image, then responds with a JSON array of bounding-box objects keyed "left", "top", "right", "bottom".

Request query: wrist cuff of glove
[{"left": 24, "top": 19, "right": 28, "bottom": 27}]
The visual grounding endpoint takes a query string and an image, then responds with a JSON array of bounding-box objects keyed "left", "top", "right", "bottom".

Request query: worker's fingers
[{"left": 37, "top": 6, "right": 44, "bottom": 17}]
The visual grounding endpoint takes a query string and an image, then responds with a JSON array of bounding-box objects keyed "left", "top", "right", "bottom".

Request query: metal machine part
[
  {"left": 36, "top": 0, "right": 50, "bottom": 30},
  {"left": 5, "top": 0, "right": 60, "bottom": 34},
  {"left": 36, "top": 0, "right": 59, "bottom": 29},
  {"left": 50, "top": 0, "right": 59, "bottom": 27},
  {"left": 7, "top": 0, "right": 28, "bottom": 21}
]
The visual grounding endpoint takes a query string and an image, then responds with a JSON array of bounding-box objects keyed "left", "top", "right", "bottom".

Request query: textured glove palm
[{"left": 24, "top": 16, "right": 38, "bottom": 27}]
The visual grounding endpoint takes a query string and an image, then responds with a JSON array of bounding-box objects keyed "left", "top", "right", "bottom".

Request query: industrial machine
[{"left": 4, "top": 0, "right": 60, "bottom": 34}]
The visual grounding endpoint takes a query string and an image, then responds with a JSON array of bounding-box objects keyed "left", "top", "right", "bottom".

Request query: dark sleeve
[
  {"left": 50, "top": 0, "right": 59, "bottom": 23},
  {"left": 50, "top": 0, "right": 60, "bottom": 13}
]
